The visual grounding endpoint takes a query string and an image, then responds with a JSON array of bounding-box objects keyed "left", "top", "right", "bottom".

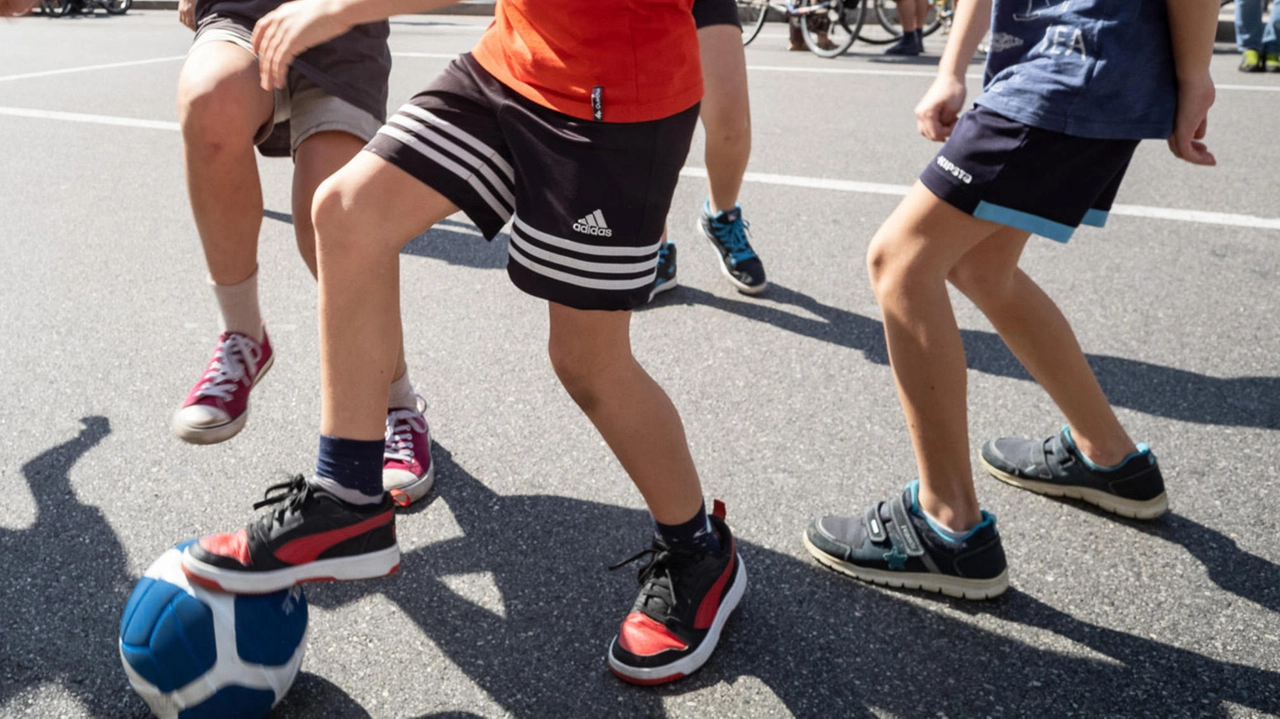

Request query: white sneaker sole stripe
[
  {"left": 804, "top": 534, "right": 1008, "bottom": 600},
  {"left": 181, "top": 544, "right": 401, "bottom": 595},
  {"left": 982, "top": 459, "right": 1169, "bottom": 520}
]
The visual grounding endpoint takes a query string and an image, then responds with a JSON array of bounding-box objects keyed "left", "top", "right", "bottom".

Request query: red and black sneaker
[
  {"left": 608, "top": 501, "right": 747, "bottom": 685},
  {"left": 181, "top": 475, "right": 400, "bottom": 594}
]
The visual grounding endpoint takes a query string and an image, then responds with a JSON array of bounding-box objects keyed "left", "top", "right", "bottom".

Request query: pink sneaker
[
  {"left": 172, "top": 330, "right": 273, "bottom": 445},
  {"left": 383, "top": 395, "right": 434, "bottom": 507}
]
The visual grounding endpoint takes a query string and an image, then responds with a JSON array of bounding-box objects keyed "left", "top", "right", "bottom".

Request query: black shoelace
[
  {"left": 250, "top": 474, "right": 313, "bottom": 528},
  {"left": 611, "top": 547, "right": 682, "bottom": 613}
]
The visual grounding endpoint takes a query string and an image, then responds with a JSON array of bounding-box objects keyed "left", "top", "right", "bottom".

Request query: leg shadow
[
  {"left": 0, "top": 417, "right": 140, "bottom": 715},
  {"left": 652, "top": 283, "right": 1280, "bottom": 429}
]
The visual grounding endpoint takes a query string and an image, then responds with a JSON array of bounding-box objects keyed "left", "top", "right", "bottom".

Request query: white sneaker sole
[
  {"left": 386, "top": 460, "right": 436, "bottom": 507},
  {"left": 803, "top": 534, "right": 1008, "bottom": 600},
  {"left": 181, "top": 543, "right": 400, "bottom": 595},
  {"left": 982, "top": 459, "right": 1168, "bottom": 519},
  {"left": 648, "top": 276, "right": 679, "bottom": 302},
  {"left": 172, "top": 353, "right": 275, "bottom": 446},
  {"left": 608, "top": 553, "right": 746, "bottom": 684},
  {"left": 699, "top": 218, "right": 766, "bottom": 296}
]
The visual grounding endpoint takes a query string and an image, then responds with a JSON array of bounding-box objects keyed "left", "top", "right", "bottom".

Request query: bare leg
[
  {"left": 698, "top": 24, "right": 752, "bottom": 213},
  {"left": 547, "top": 304, "right": 704, "bottom": 525},
  {"left": 312, "top": 153, "right": 458, "bottom": 441},
  {"left": 293, "top": 132, "right": 410, "bottom": 383},
  {"left": 948, "top": 232, "right": 1139, "bottom": 466},
  {"left": 896, "top": 0, "right": 921, "bottom": 31},
  {"left": 867, "top": 183, "right": 1005, "bottom": 531},
  {"left": 177, "top": 42, "right": 274, "bottom": 288}
]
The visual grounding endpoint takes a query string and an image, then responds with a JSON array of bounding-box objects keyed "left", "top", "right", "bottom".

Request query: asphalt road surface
[{"left": 1, "top": 12, "right": 1278, "bottom": 719}]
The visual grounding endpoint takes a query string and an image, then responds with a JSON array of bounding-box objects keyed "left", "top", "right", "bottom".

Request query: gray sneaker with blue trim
[
  {"left": 699, "top": 201, "right": 766, "bottom": 295},
  {"left": 981, "top": 426, "right": 1168, "bottom": 519},
  {"left": 804, "top": 482, "right": 1009, "bottom": 600}
]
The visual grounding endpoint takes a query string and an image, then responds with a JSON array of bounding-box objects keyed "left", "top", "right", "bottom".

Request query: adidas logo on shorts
[{"left": 573, "top": 210, "right": 613, "bottom": 237}]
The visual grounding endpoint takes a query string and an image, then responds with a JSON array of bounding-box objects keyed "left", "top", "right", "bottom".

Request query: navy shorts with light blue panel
[
  {"left": 920, "top": 0, "right": 1176, "bottom": 242},
  {"left": 919, "top": 105, "right": 1139, "bottom": 243}
]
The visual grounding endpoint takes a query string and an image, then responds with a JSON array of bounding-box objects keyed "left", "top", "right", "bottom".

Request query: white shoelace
[
  {"left": 385, "top": 408, "right": 427, "bottom": 463},
  {"left": 195, "top": 334, "right": 262, "bottom": 401}
]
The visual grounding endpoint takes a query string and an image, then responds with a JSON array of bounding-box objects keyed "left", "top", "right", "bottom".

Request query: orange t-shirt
[{"left": 470, "top": 0, "right": 703, "bottom": 124}]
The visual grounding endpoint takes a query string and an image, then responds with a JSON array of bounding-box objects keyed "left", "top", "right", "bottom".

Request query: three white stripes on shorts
[{"left": 379, "top": 104, "right": 659, "bottom": 293}]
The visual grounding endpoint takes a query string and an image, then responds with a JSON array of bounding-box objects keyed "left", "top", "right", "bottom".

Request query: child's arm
[
  {"left": 915, "top": 0, "right": 991, "bottom": 141},
  {"left": 1165, "top": 0, "right": 1217, "bottom": 165},
  {"left": 252, "top": 0, "right": 458, "bottom": 90}
]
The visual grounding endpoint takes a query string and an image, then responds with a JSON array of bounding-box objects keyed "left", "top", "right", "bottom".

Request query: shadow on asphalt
[
  {"left": 4, "top": 428, "right": 1279, "bottom": 716},
  {"left": 0, "top": 417, "right": 137, "bottom": 715},
  {"left": 291, "top": 441, "right": 1280, "bottom": 718},
  {"left": 646, "top": 283, "right": 1280, "bottom": 430}
]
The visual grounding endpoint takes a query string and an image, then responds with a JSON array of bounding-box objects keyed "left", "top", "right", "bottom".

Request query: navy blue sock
[
  {"left": 313, "top": 435, "right": 384, "bottom": 505},
  {"left": 653, "top": 503, "right": 721, "bottom": 554}
]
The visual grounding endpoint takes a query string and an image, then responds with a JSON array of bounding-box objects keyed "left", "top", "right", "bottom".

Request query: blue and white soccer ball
[{"left": 119, "top": 540, "right": 308, "bottom": 718}]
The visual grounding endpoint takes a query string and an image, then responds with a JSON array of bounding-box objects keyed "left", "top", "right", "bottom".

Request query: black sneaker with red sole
[
  {"left": 608, "top": 500, "right": 746, "bottom": 685},
  {"left": 182, "top": 475, "right": 400, "bottom": 594}
]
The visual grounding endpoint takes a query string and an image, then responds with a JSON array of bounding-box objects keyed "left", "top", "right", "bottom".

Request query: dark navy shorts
[
  {"left": 364, "top": 54, "right": 699, "bottom": 311},
  {"left": 919, "top": 105, "right": 1140, "bottom": 243},
  {"left": 694, "top": 0, "right": 741, "bottom": 29}
]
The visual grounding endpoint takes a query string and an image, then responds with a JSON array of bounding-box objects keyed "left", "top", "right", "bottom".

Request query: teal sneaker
[
  {"left": 648, "top": 241, "right": 678, "bottom": 302},
  {"left": 805, "top": 482, "right": 1009, "bottom": 600},
  {"left": 981, "top": 426, "right": 1168, "bottom": 520},
  {"left": 699, "top": 202, "right": 766, "bottom": 295}
]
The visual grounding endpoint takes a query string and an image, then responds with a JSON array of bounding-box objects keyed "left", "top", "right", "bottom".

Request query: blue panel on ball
[
  {"left": 178, "top": 686, "right": 277, "bottom": 719},
  {"left": 234, "top": 588, "right": 308, "bottom": 666},
  {"left": 119, "top": 578, "right": 217, "bottom": 693}
]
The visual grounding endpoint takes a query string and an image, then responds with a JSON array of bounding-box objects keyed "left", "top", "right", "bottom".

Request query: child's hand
[
  {"left": 915, "top": 75, "right": 967, "bottom": 142},
  {"left": 0, "top": 0, "right": 38, "bottom": 17},
  {"left": 178, "top": 0, "right": 195, "bottom": 30},
  {"left": 252, "top": 0, "right": 352, "bottom": 90},
  {"left": 1168, "top": 74, "right": 1216, "bottom": 166}
]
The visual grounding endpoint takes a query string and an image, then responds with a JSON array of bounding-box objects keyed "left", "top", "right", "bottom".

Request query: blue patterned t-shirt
[{"left": 974, "top": 0, "right": 1178, "bottom": 140}]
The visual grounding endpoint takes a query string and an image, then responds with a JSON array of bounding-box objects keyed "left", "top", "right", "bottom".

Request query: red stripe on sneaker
[
  {"left": 273, "top": 510, "right": 394, "bottom": 565},
  {"left": 617, "top": 613, "right": 688, "bottom": 656},
  {"left": 711, "top": 499, "right": 726, "bottom": 520},
  {"left": 694, "top": 540, "right": 735, "bottom": 630},
  {"left": 198, "top": 529, "right": 252, "bottom": 567}
]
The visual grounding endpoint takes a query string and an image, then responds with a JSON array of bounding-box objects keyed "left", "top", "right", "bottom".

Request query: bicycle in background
[
  {"left": 40, "top": 0, "right": 130, "bottom": 16},
  {"left": 738, "top": 0, "right": 866, "bottom": 57}
]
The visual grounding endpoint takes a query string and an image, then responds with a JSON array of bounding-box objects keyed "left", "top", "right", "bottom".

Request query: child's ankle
[{"left": 1066, "top": 427, "right": 1139, "bottom": 469}]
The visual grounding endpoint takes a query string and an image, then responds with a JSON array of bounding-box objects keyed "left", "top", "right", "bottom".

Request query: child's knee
[
  {"left": 178, "top": 72, "right": 260, "bottom": 153},
  {"left": 866, "top": 231, "right": 914, "bottom": 296},
  {"left": 311, "top": 175, "right": 365, "bottom": 256},
  {"left": 547, "top": 337, "right": 622, "bottom": 411}
]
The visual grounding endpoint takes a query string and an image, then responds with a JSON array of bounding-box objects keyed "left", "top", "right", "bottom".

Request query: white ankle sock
[
  {"left": 387, "top": 371, "right": 417, "bottom": 410},
  {"left": 211, "top": 268, "right": 263, "bottom": 340},
  {"left": 308, "top": 474, "right": 382, "bottom": 505}
]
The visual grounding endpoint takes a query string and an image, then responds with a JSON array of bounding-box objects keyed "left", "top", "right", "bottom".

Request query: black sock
[
  {"left": 312, "top": 435, "right": 384, "bottom": 505},
  {"left": 653, "top": 503, "right": 721, "bottom": 554}
]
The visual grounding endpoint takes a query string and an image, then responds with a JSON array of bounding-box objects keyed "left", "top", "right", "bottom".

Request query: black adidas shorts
[
  {"left": 694, "top": 0, "right": 741, "bottom": 29},
  {"left": 364, "top": 54, "right": 699, "bottom": 311},
  {"left": 919, "top": 105, "right": 1140, "bottom": 243}
]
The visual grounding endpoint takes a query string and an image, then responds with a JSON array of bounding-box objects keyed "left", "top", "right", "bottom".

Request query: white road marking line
[
  {"left": 680, "top": 167, "right": 1280, "bottom": 231},
  {"left": 392, "top": 52, "right": 465, "bottom": 59},
  {"left": 745, "top": 64, "right": 1280, "bottom": 91},
  {"left": 0, "top": 106, "right": 1272, "bottom": 232},
  {"left": 0, "top": 106, "right": 180, "bottom": 131},
  {"left": 0, "top": 55, "right": 186, "bottom": 84}
]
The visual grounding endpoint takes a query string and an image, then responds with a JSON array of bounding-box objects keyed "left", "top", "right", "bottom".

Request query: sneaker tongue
[{"left": 716, "top": 207, "right": 741, "bottom": 225}]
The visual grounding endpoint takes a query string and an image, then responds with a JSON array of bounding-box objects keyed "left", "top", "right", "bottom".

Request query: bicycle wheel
[
  {"left": 41, "top": 0, "right": 73, "bottom": 16},
  {"left": 104, "top": 0, "right": 130, "bottom": 13},
  {"left": 738, "top": 0, "right": 770, "bottom": 45},
  {"left": 801, "top": 0, "right": 862, "bottom": 57}
]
